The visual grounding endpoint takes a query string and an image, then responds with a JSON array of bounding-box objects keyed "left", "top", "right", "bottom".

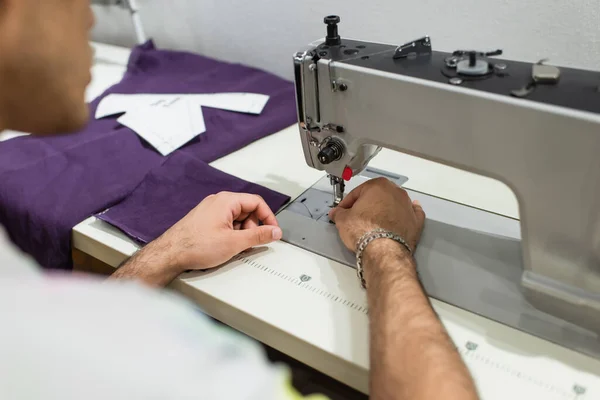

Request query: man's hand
[
  {"left": 111, "top": 192, "right": 283, "bottom": 287},
  {"left": 329, "top": 177, "right": 426, "bottom": 252},
  {"left": 164, "top": 192, "right": 282, "bottom": 271},
  {"left": 330, "top": 178, "right": 479, "bottom": 400}
]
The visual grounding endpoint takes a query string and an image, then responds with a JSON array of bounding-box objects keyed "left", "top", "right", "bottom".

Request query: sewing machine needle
[{"left": 331, "top": 176, "right": 345, "bottom": 207}]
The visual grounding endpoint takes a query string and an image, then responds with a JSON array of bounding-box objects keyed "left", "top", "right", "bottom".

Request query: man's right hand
[
  {"left": 329, "top": 177, "right": 426, "bottom": 253},
  {"left": 331, "top": 179, "right": 480, "bottom": 400}
]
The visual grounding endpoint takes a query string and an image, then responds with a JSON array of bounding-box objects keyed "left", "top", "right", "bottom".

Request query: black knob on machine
[
  {"left": 318, "top": 140, "right": 344, "bottom": 164},
  {"left": 324, "top": 15, "right": 341, "bottom": 46}
]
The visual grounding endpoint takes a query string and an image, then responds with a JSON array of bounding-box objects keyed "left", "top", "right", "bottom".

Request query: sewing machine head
[
  {"left": 294, "top": 15, "right": 588, "bottom": 206},
  {"left": 285, "top": 15, "right": 600, "bottom": 357}
]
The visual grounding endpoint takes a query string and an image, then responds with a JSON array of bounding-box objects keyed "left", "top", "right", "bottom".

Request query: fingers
[
  {"left": 235, "top": 225, "right": 283, "bottom": 250},
  {"left": 328, "top": 207, "right": 339, "bottom": 221},
  {"left": 412, "top": 199, "right": 426, "bottom": 248},
  {"left": 327, "top": 207, "right": 355, "bottom": 252},
  {"left": 328, "top": 182, "right": 368, "bottom": 220},
  {"left": 242, "top": 214, "right": 260, "bottom": 230},
  {"left": 330, "top": 177, "right": 392, "bottom": 213},
  {"left": 335, "top": 183, "right": 367, "bottom": 210},
  {"left": 412, "top": 199, "right": 426, "bottom": 227},
  {"left": 235, "top": 212, "right": 250, "bottom": 222},
  {"left": 329, "top": 206, "right": 349, "bottom": 225},
  {"left": 226, "top": 193, "right": 279, "bottom": 227}
]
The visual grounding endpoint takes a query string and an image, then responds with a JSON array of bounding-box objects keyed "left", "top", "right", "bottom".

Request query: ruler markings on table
[
  {"left": 458, "top": 344, "right": 590, "bottom": 399},
  {"left": 235, "top": 255, "right": 368, "bottom": 315},
  {"left": 234, "top": 255, "right": 594, "bottom": 399}
]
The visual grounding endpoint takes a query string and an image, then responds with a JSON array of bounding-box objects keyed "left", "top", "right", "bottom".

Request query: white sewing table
[{"left": 71, "top": 42, "right": 600, "bottom": 399}]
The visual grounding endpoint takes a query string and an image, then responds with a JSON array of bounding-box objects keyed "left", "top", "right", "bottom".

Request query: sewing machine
[{"left": 278, "top": 15, "right": 600, "bottom": 359}]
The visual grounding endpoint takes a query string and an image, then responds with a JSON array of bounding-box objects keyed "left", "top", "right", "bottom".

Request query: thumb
[
  {"left": 329, "top": 207, "right": 350, "bottom": 225},
  {"left": 328, "top": 207, "right": 339, "bottom": 221},
  {"left": 412, "top": 200, "right": 426, "bottom": 227},
  {"left": 236, "top": 225, "right": 283, "bottom": 249}
]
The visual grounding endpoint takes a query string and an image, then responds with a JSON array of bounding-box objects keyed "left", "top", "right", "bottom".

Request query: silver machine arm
[{"left": 293, "top": 16, "right": 600, "bottom": 339}]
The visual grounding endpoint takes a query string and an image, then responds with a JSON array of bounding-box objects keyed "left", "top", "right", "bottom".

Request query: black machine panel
[{"left": 314, "top": 16, "right": 600, "bottom": 114}]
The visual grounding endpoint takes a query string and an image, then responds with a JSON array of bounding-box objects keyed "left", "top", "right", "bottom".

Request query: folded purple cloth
[
  {"left": 98, "top": 154, "right": 289, "bottom": 244},
  {"left": 0, "top": 41, "right": 295, "bottom": 269},
  {"left": 117, "top": 41, "right": 297, "bottom": 163}
]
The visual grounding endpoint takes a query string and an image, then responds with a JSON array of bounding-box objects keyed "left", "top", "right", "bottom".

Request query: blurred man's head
[{"left": 0, "top": 0, "right": 94, "bottom": 135}]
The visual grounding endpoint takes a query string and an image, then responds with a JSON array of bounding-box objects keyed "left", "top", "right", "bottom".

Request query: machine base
[{"left": 278, "top": 169, "right": 600, "bottom": 359}]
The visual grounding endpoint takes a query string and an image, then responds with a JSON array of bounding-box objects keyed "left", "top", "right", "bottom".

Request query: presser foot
[{"left": 330, "top": 175, "right": 345, "bottom": 207}]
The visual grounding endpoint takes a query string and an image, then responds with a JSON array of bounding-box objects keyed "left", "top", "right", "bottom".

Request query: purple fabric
[
  {"left": 98, "top": 154, "right": 290, "bottom": 244},
  {"left": 0, "top": 41, "right": 295, "bottom": 269}
]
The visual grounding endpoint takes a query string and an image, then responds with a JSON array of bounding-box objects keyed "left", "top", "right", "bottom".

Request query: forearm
[
  {"left": 365, "top": 241, "right": 478, "bottom": 400},
  {"left": 110, "top": 237, "right": 182, "bottom": 288}
]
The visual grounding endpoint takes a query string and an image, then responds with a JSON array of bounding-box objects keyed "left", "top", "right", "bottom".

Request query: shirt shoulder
[{"left": 0, "top": 275, "right": 329, "bottom": 400}]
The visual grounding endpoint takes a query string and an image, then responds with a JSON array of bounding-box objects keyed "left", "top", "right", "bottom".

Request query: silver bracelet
[{"left": 355, "top": 228, "right": 413, "bottom": 289}]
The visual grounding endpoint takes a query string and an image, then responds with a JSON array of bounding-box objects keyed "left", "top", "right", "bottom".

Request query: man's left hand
[
  {"left": 112, "top": 192, "right": 283, "bottom": 286},
  {"left": 166, "top": 191, "right": 283, "bottom": 271}
]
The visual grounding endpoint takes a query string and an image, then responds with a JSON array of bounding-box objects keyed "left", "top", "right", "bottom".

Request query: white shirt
[{"left": 0, "top": 229, "right": 327, "bottom": 400}]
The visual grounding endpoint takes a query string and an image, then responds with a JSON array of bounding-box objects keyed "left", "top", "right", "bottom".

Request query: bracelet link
[{"left": 355, "top": 229, "right": 412, "bottom": 289}]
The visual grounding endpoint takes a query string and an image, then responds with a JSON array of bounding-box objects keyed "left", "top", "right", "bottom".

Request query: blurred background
[{"left": 91, "top": 0, "right": 600, "bottom": 80}]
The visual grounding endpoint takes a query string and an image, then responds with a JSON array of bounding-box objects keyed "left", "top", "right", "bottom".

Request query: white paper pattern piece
[
  {"left": 95, "top": 93, "right": 270, "bottom": 119},
  {"left": 117, "top": 97, "right": 206, "bottom": 156},
  {"left": 95, "top": 92, "right": 270, "bottom": 156},
  {"left": 95, "top": 94, "right": 159, "bottom": 119},
  {"left": 193, "top": 93, "right": 270, "bottom": 114}
]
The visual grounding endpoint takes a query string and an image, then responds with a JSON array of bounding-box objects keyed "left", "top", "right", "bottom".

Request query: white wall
[{"left": 91, "top": 0, "right": 600, "bottom": 80}]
